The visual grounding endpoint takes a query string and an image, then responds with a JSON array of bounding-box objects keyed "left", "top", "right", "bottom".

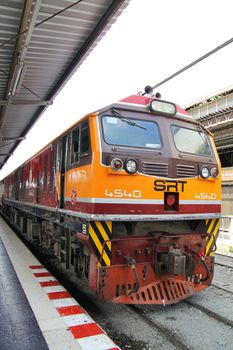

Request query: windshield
[
  {"left": 102, "top": 116, "right": 162, "bottom": 149},
  {"left": 171, "top": 125, "right": 212, "bottom": 156}
]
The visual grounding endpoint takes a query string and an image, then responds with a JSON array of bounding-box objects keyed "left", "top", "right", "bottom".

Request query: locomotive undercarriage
[
  {"left": 1, "top": 203, "right": 215, "bottom": 305},
  {"left": 1, "top": 203, "right": 91, "bottom": 282}
]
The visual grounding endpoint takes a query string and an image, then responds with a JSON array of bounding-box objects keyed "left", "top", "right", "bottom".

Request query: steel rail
[
  {"left": 128, "top": 305, "right": 190, "bottom": 350},
  {"left": 214, "top": 261, "right": 233, "bottom": 269},
  {"left": 211, "top": 283, "right": 233, "bottom": 295},
  {"left": 184, "top": 300, "right": 233, "bottom": 328}
]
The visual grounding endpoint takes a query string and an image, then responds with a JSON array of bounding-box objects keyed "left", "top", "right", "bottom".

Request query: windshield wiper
[{"left": 112, "top": 109, "right": 147, "bottom": 130}]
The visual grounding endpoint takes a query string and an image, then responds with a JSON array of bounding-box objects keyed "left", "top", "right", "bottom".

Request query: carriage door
[{"left": 60, "top": 135, "right": 67, "bottom": 209}]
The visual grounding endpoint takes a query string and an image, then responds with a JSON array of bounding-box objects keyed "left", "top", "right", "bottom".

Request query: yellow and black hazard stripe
[
  {"left": 89, "top": 221, "right": 112, "bottom": 266},
  {"left": 205, "top": 218, "right": 220, "bottom": 256}
]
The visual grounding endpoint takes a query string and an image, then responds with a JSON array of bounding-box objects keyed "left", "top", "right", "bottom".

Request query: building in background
[{"left": 186, "top": 88, "right": 233, "bottom": 255}]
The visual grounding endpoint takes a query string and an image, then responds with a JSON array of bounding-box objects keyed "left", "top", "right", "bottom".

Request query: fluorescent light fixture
[{"left": 9, "top": 64, "right": 26, "bottom": 96}]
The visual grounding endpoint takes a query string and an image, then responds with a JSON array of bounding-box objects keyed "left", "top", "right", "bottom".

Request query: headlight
[
  {"left": 211, "top": 167, "right": 219, "bottom": 178},
  {"left": 111, "top": 158, "right": 123, "bottom": 171},
  {"left": 200, "top": 166, "right": 210, "bottom": 179},
  {"left": 125, "top": 159, "right": 137, "bottom": 174}
]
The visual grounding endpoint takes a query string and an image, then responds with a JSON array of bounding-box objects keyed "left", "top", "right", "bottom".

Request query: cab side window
[
  {"left": 80, "top": 120, "right": 89, "bottom": 156},
  {"left": 68, "top": 119, "right": 91, "bottom": 166},
  {"left": 71, "top": 128, "right": 79, "bottom": 163}
]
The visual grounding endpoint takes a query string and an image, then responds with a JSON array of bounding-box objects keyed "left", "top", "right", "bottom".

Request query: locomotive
[{"left": 0, "top": 92, "right": 221, "bottom": 305}]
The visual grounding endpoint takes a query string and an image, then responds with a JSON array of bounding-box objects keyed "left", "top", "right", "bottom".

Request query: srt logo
[{"left": 154, "top": 180, "right": 187, "bottom": 192}]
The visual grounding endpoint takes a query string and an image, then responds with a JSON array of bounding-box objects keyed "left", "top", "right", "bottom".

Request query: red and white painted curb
[{"left": 29, "top": 265, "right": 120, "bottom": 350}]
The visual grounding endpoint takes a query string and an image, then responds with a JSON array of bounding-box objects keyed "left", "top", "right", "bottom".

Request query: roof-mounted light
[{"left": 149, "top": 99, "right": 176, "bottom": 116}]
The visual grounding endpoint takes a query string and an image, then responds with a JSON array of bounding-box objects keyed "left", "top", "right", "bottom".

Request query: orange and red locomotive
[{"left": 1, "top": 93, "right": 221, "bottom": 305}]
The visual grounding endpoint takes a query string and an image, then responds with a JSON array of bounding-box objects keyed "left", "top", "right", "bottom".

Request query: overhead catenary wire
[{"left": 147, "top": 36, "right": 233, "bottom": 93}]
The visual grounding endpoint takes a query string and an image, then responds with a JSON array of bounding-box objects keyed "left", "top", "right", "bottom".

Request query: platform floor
[
  {"left": 0, "top": 237, "right": 49, "bottom": 350},
  {"left": 0, "top": 217, "right": 119, "bottom": 350}
]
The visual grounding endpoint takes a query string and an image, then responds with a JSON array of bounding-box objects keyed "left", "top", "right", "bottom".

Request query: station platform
[{"left": 0, "top": 217, "right": 119, "bottom": 350}]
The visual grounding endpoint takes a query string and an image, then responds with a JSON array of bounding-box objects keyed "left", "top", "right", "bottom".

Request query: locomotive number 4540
[
  {"left": 195, "top": 192, "right": 217, "bottom": 199},
  {"left": 105, "top": 189, "right": 142, "bottom": 198}
]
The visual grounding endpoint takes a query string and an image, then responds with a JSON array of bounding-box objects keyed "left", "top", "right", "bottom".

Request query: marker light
[
  {"left": 111, "top": 158, "right": 123, "bottom": 171},
  {"left": 149, "top": 99, "right": 176, "bottom": 116},
  {"left": 200, "top": 166, "right": 210, "bottom": 179},
  {"left": 125, "top": 159, "right": 137, "bottom": 174},
  {"left": 211, "top": 167, "right": 219, "bottom": 178}
]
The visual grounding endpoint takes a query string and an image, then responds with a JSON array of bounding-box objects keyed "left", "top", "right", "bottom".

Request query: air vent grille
[
  {"left": 176, "top": 164, "right": 195, "bottom": 178},
  {"left": 141, "top": 162, "right": 168, "bottom": 177}
]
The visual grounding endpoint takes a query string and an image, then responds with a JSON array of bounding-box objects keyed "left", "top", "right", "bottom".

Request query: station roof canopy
[{"left": 0, "top": 0, "right": 129, "bottom": 170}]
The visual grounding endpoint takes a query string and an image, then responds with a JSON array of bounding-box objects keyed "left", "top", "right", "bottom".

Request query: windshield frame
[
  {"left": 101, "top": 114, "right": 163, "bottom": 150},
  {"left": 171, "top": 124, "right": 213, "bottom": 157}
]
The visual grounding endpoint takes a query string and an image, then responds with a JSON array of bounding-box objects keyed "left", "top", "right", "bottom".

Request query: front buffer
[
  {"left": 89, "top": 222, "right": 216, "bottom": 305},
  {"left": 98, "top": 259, "right": 213, "bottom": 305}
]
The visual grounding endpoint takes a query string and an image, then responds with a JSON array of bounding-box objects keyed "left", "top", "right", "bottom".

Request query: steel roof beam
[
  {"left": 2, "top": 137, "right": 25, "bottom": 141},
  {"left": 0, "top": 0, "right": 42, "bottom": 141},
  {"left": 0, "top": 100, "right": 52, "bottom": 106}
]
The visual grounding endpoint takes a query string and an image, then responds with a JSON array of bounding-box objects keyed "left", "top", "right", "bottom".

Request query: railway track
[
  {"left": 215, "top": 253, "right": 233, "bottom": 259},
  {"left": 126, "top": 279, "right": 233, "bottom": 350},
  {"left": 213, "top": 254, "right": 233, "bottom": 295},
  {"left": 215, "top": 261, "right": 233, "bottom": 269},
  {"left": 214, "top": 253, "right": 233, "bottom": 269},
  {"left": 184, "top": 299, "right": 233, "bottom": 328},
  {"left": 128, "top": 296, "right": 233, "bottom": 350},
  {"left": 128, "top": 305, "right": 189, "bottom": 350},
  {"left": 212, "top": 283, "right": 233, "bottom": 295}
]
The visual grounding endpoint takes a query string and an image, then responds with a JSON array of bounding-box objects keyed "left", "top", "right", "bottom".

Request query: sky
[{"left": 0, "top": 0, "right": 233, "bottom": 179}]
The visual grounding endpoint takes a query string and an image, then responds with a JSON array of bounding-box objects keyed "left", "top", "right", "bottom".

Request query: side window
[
  {"left": 21, "top": 166, "right": 26, "bottom": 198},
  {"left": 80, "top": 120, "right": 89, "bottom": 156},
  {"left": 55, "top": 142, "right": 60, "bottom": 172},
  {"left": 43, "top": 154, "right": 48, "bottom": 192},
  {"left": 67, "top": 120, "right": 90, "bottom": 164},
  {"left": 49, "top": 148, "right": 55, "bottom": 192},
  {"left": 66, "top": 134, "right": 72, "bottom": 165},
  {"left": 71, "top": 128, "right": 80, "bottom": 163},
  {"left": 29, "top": 163, "right": 32, "bottom": 185}
]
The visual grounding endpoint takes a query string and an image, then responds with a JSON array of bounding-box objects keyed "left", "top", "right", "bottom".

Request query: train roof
[{"left": 97, "top": 94, "right": 195, "bottom": 122}]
